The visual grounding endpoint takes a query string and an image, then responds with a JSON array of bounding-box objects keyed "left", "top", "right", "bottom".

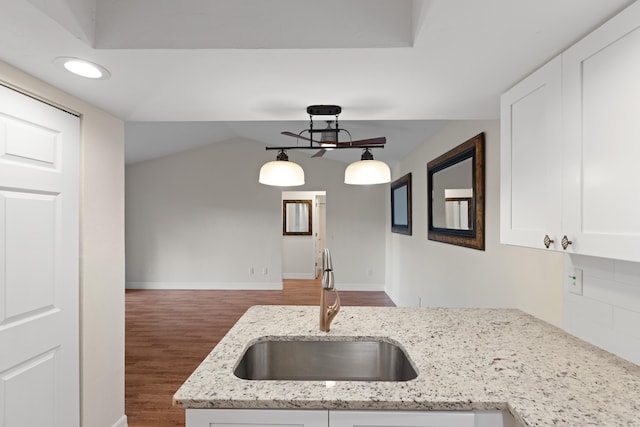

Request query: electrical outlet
[
  {"left": 567, "top": 269, "right": 583, "bottom": 295},
  {"left": 262, "top": 267, "right": 268, "bottom": 275},
  {"left": 249, "top": 267, "right": 254, "bottom": 275}
]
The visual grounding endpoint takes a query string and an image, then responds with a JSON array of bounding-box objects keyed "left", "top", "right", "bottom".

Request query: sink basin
[{"left": 233, "top": 339, "right": 417, "bottom": 381}]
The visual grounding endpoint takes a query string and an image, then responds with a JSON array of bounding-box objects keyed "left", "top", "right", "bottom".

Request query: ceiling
[{"left": 0, "top": 0, "right": 634, "bottom": 164}]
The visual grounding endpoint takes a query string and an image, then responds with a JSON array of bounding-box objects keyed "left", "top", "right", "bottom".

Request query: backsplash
[{"left": 563, "top": 254, "right": 640, "bottom": 365}]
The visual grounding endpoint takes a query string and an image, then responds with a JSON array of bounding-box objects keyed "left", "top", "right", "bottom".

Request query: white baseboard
[
  {"left": 126, "top": 281, "right": 383, "bottom": 291},
  {"left": 282, "top": 272, "right": 316, "bottom": 280},
  {"left": 126, "top": 282, "right": 283, "bottom": 290},
  {"left": 384, "top": 287, "right": 400, "bottom": 306},
  {"left": 112, "top": 415, "right": 128, "bottom": 427},
  {"left": 336, "top": 282, "right": 385, "bottom": 291}
]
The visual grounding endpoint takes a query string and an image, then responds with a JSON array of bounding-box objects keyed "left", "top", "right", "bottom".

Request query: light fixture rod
[
  {"left": 265, "top": 145, "right": 384, "bottom": 151},
  {"left": 308, "top": 128, "right": 344, "bottom": 134}
]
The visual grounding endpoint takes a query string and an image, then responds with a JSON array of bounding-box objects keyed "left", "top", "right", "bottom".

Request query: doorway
[{"left": 281, "top": 191, "right": 326, "bottom": 280}]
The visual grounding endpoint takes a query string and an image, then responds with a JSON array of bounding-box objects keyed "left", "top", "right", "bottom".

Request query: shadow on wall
[{"left": 125, "top": 138, "right": 387, "bottom": 291}]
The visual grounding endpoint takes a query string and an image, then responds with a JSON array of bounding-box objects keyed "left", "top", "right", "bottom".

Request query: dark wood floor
[{"left": 125, "top": 279, "right": 395, "bottom": 427}]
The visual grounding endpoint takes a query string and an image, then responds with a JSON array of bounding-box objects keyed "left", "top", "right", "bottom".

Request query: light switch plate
[{"left": 568, "top": 269, "right": 583, "bottom": 295}]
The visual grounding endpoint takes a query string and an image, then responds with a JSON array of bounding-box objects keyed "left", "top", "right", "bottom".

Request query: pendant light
[
  {"left": 259, "top": 149, "right": 305, "bottom": 186},
  {"left": 344, "top": 148, "right": 391, "bottom": 185}
]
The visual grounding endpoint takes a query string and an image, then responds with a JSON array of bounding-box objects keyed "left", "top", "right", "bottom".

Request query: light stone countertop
[{"left": 173, "top": 306, "right": 640, "bottom": 426}]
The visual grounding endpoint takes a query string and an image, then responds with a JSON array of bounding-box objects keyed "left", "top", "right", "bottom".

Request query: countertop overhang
[{"left": 173, "top": 306, "right": 640, "bottom": 426}]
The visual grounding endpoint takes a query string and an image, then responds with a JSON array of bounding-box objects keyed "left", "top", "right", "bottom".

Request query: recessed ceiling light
[{"left": 55, "top": 57, "right": 111, "bottom": 79}]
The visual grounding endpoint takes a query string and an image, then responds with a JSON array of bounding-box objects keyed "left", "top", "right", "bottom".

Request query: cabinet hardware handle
[
  {"left": 561, "top": 235, "right": 573, "bottom": 250},
  {"left": 543, "top": 235, "right": 554, "bottom": 248}
]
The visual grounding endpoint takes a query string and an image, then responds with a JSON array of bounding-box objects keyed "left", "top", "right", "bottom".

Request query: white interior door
[
  {"left": 315, "top": 194, "right": 326, "bottom": 278},
  {"left": 0, "top": 85, "right": 80, "bottom": 426}
]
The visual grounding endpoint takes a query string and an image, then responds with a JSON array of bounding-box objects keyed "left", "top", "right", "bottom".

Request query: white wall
[
  {"left": 0, "top": 61, "right": 126, "bottom": 427},
  {"left": 564, "top": 254, "right": 640, "bottom": 364},
  {"left": 126, "top": 139, "right": 386, "bottom": 291},
  {"left": 385, "top": 120, "right": 564, "bottom": 326}
]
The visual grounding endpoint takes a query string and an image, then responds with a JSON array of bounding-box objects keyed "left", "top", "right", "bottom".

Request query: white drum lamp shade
[
  {"left": 259, "top": 150, "right": 305, "bottom": 186},
  {"left": 344, "top": 149, "right": 391, "bottom": 185}
]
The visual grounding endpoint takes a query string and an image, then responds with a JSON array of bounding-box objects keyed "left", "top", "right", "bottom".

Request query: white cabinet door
[
  {"left": 186, "top": 409, "right": 327, "bottom": 427},
  {"left": 329, "top": 410, "right": 474, "bottom": 427},
  {"left": 562, "top": 1, "right": 640, "bottom": 261},
  {"left": 500, "top": 55, "right": 563, "bottom": 250},
  {"left": 0, "top": 85, "right": 80, "bottom": 426}
]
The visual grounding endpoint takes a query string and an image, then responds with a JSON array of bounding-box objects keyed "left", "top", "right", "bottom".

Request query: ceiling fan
[{"left": 278, "top": 105, "right": 386, "bottom": 158}]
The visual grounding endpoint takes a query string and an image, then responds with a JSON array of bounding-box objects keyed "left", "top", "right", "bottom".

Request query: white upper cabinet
[
  {"left": 500, "top": 55, "right": 563, "bottom": 250},
  {"left": 500, "top": 1, "right": 640, "bottom": 262},
  {"left": 562, "top": 1, "right": 640, "bottom": 262}
]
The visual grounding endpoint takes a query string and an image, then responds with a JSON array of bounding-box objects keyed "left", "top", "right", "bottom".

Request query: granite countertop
[{"left": 173, "top": 306, "right": 640, "bottom": 426}]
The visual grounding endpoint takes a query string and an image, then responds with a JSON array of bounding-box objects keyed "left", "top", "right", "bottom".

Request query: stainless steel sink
[{"left": 233, "top": 339, "right": 417, "bottom": 381}]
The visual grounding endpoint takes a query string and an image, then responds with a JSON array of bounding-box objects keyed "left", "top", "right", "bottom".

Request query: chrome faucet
[{"left": 320, "top": 248, "right": 340, "bottom": 332}]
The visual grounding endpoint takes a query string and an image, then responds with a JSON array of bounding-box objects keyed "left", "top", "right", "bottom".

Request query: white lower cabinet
[
  {"left": 329, "top": 410, "right": 474, "bottom": 427},
  {"left": 185, "top": 409, "right": 515, "bottom": 427},
  {"left": 186, "top": 409, "right": 327, "bottom": 427}
]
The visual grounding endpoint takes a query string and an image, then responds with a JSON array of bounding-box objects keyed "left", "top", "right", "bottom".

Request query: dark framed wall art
[
  {"left": 391, "top": 173, "right": 412, "bottom": 235},
  {"left": 283, "top": 199, "right": 312, "bottom": 236},
  {"left": 427, "top": 132, "right": 485, "bottom": 250}
]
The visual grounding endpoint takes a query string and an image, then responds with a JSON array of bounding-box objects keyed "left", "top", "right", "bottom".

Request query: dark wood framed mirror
[
  {"left": 391, "top": 173, "right": 412, "bottom": 235},
  {"left": 427, "top": 133, "right": 485, "bottom": 250},
  {"left": 283, "top": 199, "right": 312, "bottom": 236}
]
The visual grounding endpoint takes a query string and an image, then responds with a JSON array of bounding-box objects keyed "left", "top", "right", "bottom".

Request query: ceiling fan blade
[
  {"left": 281, "top": 131, "right": 317, "bottom": 143},
  {"left": 311, "top": 149, "right": 326, "bottom": 158},
  {"left": 337, "top": 136, "right": 386, "bottom": 147}
]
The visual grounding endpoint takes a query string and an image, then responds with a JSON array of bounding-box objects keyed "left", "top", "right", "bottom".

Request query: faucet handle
[
  {"left": 321, "top": 248, "right": 334, "bottom": 289},
  {"left": 322, "top": 270, "right": 335, "bottom": 290},
  {"left": 322, "top": 248, "right": 333, "bottom": 271}
]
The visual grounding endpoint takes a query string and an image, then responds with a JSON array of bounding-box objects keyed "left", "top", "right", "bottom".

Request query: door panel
[
  {"left": 1, "top": 349, "right": 57, "bottom": 426},
  {"left": 2, "top": 192, "right": 56, "bottom": 320},
  {"left": 580, "top": 27, "right": 640, "bottom": 235},
  {"left": 1, "top": 114, "right": 59, "bottom": 166},
  {"left": 0, "top": 85, "right": 80, "bottom": 427}
]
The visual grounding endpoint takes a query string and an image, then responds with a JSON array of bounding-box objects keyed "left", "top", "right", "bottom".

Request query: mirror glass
[
  {"left": 283, "top": 200, "right": 312, "bottom": 235},
  {"left": 431, "top": 158, "right": 473, "bottom": 230},
  {"left": 393, "top": 187, "right": 408, "bottom": 225},
  {"left": 427, "top": 133, "right": 485, "bottom": 250},
  {"left": 391, "top": 173, "right": 412, "bottom": 235}
]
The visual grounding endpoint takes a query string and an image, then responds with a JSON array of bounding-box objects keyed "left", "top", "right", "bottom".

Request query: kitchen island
[{"left": 173, "top": 306, "right": 640, "bottom": 426}]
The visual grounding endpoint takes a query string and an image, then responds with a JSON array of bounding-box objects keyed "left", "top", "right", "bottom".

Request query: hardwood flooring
[{"left": 125, "top": 279, "right": 395, "bottom": 427}]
